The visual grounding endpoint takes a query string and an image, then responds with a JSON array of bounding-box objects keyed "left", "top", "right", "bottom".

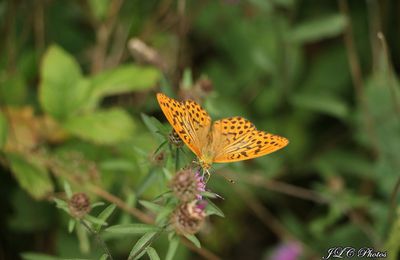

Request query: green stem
[
  {"left": 175, "top": 148, "right": 180, "bottom": 171},
  {"left": 80, "top": 220, "right": 113, "bottom": 260}
]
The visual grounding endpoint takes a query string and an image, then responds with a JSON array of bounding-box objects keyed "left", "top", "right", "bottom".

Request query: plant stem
[
  {"left": 80, "top": 220, "right": 114, "bottom": 260},
  {"left": 339, "top": 0, "right": 380, "bottom": 156},
  {"left": 20, "top": 150, "right": 221, "bottom": 260},
  {"left": 175, "top": 148, "right": 180, "bottom": 171}
]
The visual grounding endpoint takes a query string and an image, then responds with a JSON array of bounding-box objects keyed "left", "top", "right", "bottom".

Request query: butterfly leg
[{"left": 203, "top": 169, "right": 211, "bottom": 183}]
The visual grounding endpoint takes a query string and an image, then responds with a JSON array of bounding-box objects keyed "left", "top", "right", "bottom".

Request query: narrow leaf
[
  {"left": 141, "top": 113, "right": 169, "bottom": 141},
  {"left": 200, "top": 191, "right": 220, "bottom": 199},
  {"left": 68, "top": 219, "right": 76, "bottom": 233},
  {"left": 99, "top": 254, "right": 109, "bottom": 260},
  {"left": 155, "top": 205, "right": 174, "bottom": 225},
  {"left": 64, "top": 181, "right": 72, "bottom": 199},
  {"left": 91, "top": 202, "right": 105, "bottom": 209},
  {"left": 205, "top": 199, "right": 225, "bottom": 218},
  {"left": 128, "top": 232, "right": 157, "bottom": 259},
  {"left": 165, "top": 235, "right": 180, "bottom": 260},
  {"left": 139, "top": 200, "right": 163, "bottom": 213},
  {"left": 184, "top": 234, "right": 201, "bottom": 248},
  {"left": 84, "top": 215, "right": 107, "bottom": 226},
  {"left": 105, "top": 224, "right": 159, "bottom": 235},
  {"left": 95, "top": 204, "right": 116, "bottom": 232},
  {"left": 146, "top": 247, "right": 161, "bottom": 260},
  {"left": 21, "top": 253, "right": 60, "bottom": 260},
  {"left": 291, "top": 14, "right": 347, "bottom": 43}
]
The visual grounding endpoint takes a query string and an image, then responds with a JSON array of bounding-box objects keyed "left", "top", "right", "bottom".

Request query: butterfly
[{"left": 157, "top": 93, "right": 289, "bottom": 171}]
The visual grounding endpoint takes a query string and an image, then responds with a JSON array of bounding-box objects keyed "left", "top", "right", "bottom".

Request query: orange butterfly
[{"left": 157, "top": 93, "right": 288, "bottom": 171}]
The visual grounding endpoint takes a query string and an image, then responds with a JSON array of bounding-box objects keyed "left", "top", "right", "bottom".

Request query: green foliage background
[{"left": 1, "top": 0, "right": 400, "bottom": 259}]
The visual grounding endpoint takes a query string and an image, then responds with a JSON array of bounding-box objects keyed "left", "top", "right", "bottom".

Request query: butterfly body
[
  {"left": 198, "top": 149, "right": 215, "bottom": 170},
  {"left": 156, "top": 93, "right": 288, "bottom": 170}
]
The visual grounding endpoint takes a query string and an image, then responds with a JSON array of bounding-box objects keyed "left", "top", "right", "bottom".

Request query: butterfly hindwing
[
  {"left": 156, "top": 93, "right": 211, "bottom": 157},
  {"left": 211, "top": 117, "right": 288, "bottom": 163}
]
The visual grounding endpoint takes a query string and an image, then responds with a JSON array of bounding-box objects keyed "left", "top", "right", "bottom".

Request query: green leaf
[
  {"left": 8, "top": 153, "right": 53, "bottom": 199},
  {"left": 291, "top": 93, "right": 349, "bottom": 119},
  {"left": 105, "top": 224, "right": 159, "bottom": 235},
  {"left": 99, "top": 254, "right": 109, "bottom": 260},
  {"left": 76, "top": 222, "right": 90, "bottom": 253},
  {"left": 39, "top": 45, "right": 90, "bottom": 120},
  {"left": 205, "top": 199, "right": 225, "bottom": 218},
  {"left": 155, "top": 205, "right": 174, "bottom": 225},
  {"left": 63, "top": 109, "right": 135, "bottom": 144},
  {"left": 200, "top": 191, "right": 220, "bottom": 199},
  {"left": 0, "top": 112, "right": 8, "bottom": 149},
  {"left": 165, "top": 235, "right": 180, "bottom": 260},
  {"left": 139, "top": 200, "right": 163, "bottom": 213},
  {"left": 88, "top": 64, "right": 160, "bottom": 108},
  {"left": 95, "top": 204, "right": 116, "bottom": 232},
  {"left": 184, "top": 234, "right": 201, "bottom": 248},
  {"left": 146, "top": 247, "right": 161, "bottom": 260},
  {"left": 141, "top": 113, "right": 169, "bottom": 141},
  {"left": 128, "top": 232, "right": 157, "bottom": 259},
  {"left": 68, "top": 219, "right": 76, "bottom": 233},
  {"left": 63, "top": 181, "right": 72, "bottom": 199},
  {"left": 53, "top": 198, "right": 68, "bottom": 211},
  {"left": 21, "top": 253, "right": 60, "bottom": 260},
  {"left": 91, "top": 202, "right": 106, "bottom": 208},
  {"left": 84, "top": 215, "right": 107, "bottom": 226},
  {"left": 181, "top": 68, "right": 193, "bottom": 90},
  {"left": 290, "top": 14, "right": 347, "bottom": 43}
]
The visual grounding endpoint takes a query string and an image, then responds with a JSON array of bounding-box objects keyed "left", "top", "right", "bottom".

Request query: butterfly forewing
[
  {"left": 211, "top": 117, "right": 288, "bottom": 163},
  {"left": 156, "top": 93, "right": 211, "bottom": 157}
]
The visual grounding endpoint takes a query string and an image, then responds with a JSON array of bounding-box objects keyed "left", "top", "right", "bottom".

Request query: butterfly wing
[
  {"left": 210, "top": 116, "right": 288, "bottom": 163},
  {"left": 156, "top": 93, "right": 211, "bottom": 157}
]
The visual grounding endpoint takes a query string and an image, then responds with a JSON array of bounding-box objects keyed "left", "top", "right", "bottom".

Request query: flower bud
[
  {"left": 196, "top": 77, "right": 213, "bottom": 94},
  {"left": 152, "top": 151, "right": 166, "bottom": 166},
  {"left": 168, "top": 130, "right": 184, "bottom": 148},
  {"left": 68, "top": 192, "right": 91, "bottom": 218},
  {"left": 170, "top": 200, "right": 207, "bottom": 235}
]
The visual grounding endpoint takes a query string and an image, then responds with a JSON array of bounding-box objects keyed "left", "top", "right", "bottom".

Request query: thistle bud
[
  {"left": 196, "top": 77, "right": 213, "bottom": 94},
  {"left": 168, "top": 130, "right": 184, "bottom": 148},
  {"left": 152, "top": 151, "right": 166, "bottom": 166},
  {"left": 170, "top": 200, "right": 207, "bottom": 235},
  {"left": 68, "top": 192, "right": 91, "bottom": 218},
  {"left": 169, "top": 169, "right": 205, "bottom": 202}
]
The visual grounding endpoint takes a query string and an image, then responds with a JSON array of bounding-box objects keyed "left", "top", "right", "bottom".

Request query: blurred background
[{"left": 1, "top": 0, "right": 400, "bottom": 259}]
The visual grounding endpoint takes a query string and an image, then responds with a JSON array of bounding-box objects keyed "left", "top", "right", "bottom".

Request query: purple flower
[
  {"left": 195, "top": 171, "right": 206, "bottom": 199},
  {"left": 170, "top": 168, "right": 207, "bottom": 202},
  {"left": 269, "top": 242, "right": 302, "bottom": 260}
]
